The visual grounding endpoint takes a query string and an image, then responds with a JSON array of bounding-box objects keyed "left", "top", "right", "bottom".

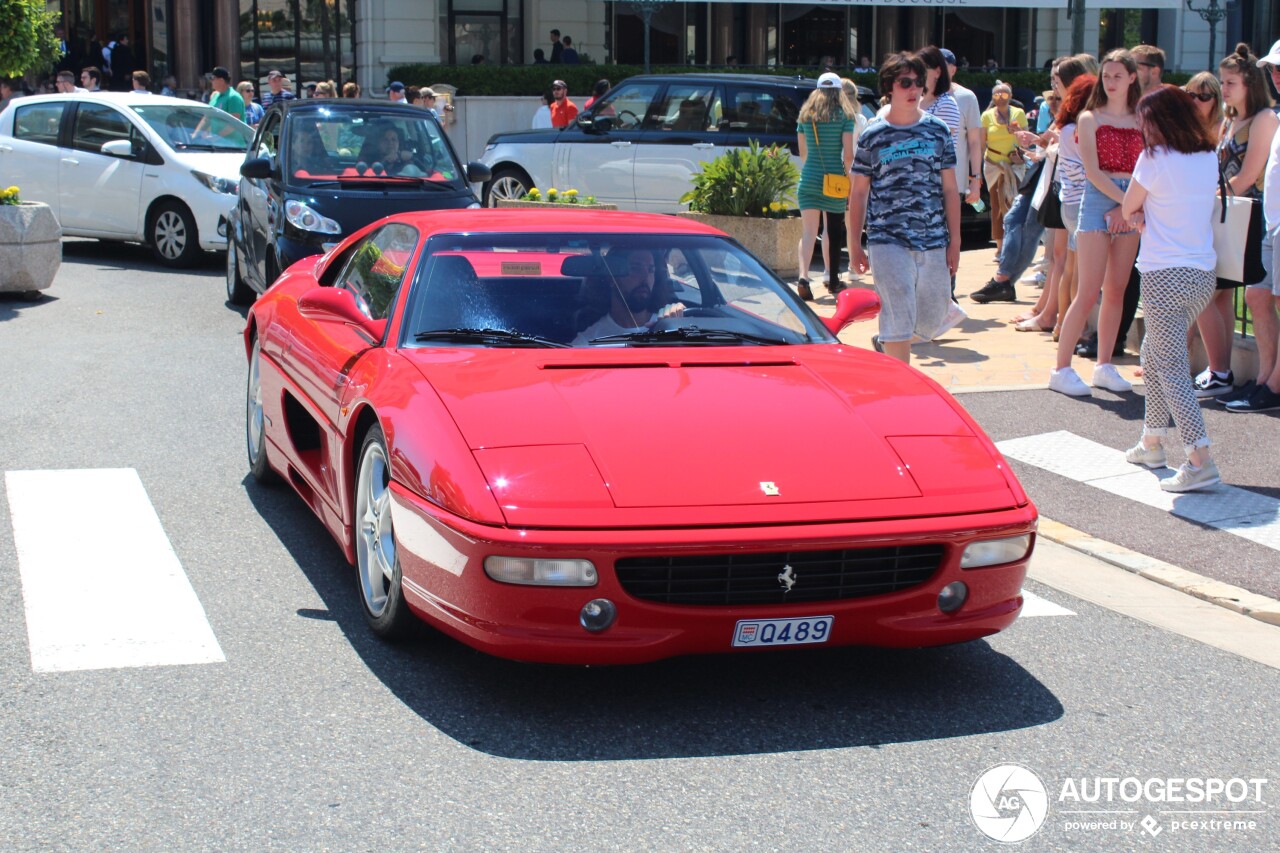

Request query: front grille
[{"left": 615, "top": 545, "right": 945, "bottom": 606}]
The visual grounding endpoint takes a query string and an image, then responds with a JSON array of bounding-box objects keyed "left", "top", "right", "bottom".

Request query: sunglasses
[
  {"left": 893, "top": 77, "right": 922, "bottom": 90},
  {"left": 992, "top": 93, "right": 1011, "bottom": 101},
  {"left": 1185, "top": 90, "right": 1216, "bottom": 102}
]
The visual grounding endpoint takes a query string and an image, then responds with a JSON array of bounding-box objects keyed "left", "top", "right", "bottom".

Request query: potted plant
[
  {"left": 678, "top": 140, "right": 803, "bottom": 278},
  {"left": 495, "top": 187, "right": 618, "bottom": 211},
  {"left": 0, "top": 186, "right": 61, "bottom": 295}
]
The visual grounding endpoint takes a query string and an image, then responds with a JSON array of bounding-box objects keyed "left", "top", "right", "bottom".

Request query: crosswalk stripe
[
  {"left": 997, "top": 431, "right": 1280, "bottom": 555},
  {"left": 1020, "top": 589, "right": 1076, "bottom": 617},
  {"left": 4, "top": 469, "right": 225, "bottom": 673}
]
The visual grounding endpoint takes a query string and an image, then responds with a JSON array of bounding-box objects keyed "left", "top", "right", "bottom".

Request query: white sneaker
[
  {"left": 934, "top": 301, "right": 967, "bottom": 338},
  {"left": 1124, "top": 441, "right": 1167, "bottom": 469},
  {"left": 1049, "top": 367, "right": 1092, "bottom": 396},
  {"left": 1092, "top": 363, "right": 1133, "bottom": 393},
  {"left": 1160, "top": 459, "right": 1221, "bottom": 493},
  {"left": 1020, "top": 270, "right": 1046, "bottom": 286}
]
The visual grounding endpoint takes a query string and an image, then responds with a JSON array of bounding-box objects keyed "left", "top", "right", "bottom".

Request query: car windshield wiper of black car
[
  {"left": 588, "top": 325, "right": 791, "bottom": 346},
  {"left": 413, "top": 327, "right": 570, "bottom": 348}
]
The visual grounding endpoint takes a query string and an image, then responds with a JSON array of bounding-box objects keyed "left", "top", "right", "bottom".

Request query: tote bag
[
  {"left": 1032, "top": 149, "right": 1064, "bottom": 229},
  {"left": 1213, "top": 171, "right": 1266, "bottom": 286}
]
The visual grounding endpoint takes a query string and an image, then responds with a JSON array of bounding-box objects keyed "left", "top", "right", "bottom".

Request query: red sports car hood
[{"left": 403, "top": 347, "right": 1018, "bottom": 526}]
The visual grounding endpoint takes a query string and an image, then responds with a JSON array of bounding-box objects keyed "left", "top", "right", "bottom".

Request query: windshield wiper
[
  {"left": 588, "top": 325, "right": 791, "bottom": 346},
  {"left": 413, "top": 327, "right": 569, "bottom": 348}
]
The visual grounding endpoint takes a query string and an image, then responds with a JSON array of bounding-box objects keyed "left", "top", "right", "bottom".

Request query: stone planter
[
  {"left": 677, "top": 212, "right": 803, "bottom": 279},
  {"left": 0, "top": 202, "right": 62, "bottom": 294},
  {"left": 495, "top": 199, "right": 619, "bottom": 211}
]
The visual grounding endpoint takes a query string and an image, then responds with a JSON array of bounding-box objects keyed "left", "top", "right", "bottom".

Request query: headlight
[
  {"left": 284, "top": 200, "right": 342, "bottom": 235},
  {"left": 192, "top": 170, "right": 238, "bottom": 195},
  {"left": 484, "top": 557, "right": 598, "bottom": 587},
  {"left": 960, "top": 535, "right": 1032, "bottom": 569}
]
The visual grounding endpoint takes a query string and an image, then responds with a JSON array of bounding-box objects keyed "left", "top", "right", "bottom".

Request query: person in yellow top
[{"left": 981, "top": 82, "right": 1027, "bottom": 252}]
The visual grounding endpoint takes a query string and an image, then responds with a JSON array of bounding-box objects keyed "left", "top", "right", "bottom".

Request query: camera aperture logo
[{"left": 970, "top": 764, "right": 1050, "bottom": 843}]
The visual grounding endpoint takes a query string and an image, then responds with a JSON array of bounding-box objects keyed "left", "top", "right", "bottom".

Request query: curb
[{"left": 1037, "top": 517, "right": 1280, "bottom": 628}]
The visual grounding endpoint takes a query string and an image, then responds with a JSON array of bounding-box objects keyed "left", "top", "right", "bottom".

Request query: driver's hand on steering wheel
[{"left": 655, "top": 302, "right": 687, "bottom": 320}]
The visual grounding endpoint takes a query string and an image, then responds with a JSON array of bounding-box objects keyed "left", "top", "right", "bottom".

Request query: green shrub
[
  {"left": 0, "top": 0, "right": 61, "bottom": 77},
  {"left": 679, "top": 140, "right": 799, "bottom": 218}
]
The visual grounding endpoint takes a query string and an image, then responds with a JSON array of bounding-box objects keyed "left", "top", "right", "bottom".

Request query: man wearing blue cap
[{"left": 387, "top": 81, "right": 406, "bottom": 103}]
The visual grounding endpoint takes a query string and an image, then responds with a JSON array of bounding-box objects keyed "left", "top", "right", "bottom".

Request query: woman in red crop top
[{"left": 1050, "top": 49, "right": 1144, "bottom": 398}]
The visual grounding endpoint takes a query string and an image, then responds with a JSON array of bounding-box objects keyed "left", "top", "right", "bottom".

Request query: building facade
[{"left": 48, "top": 0, "right": 1278, "bottom": 93}]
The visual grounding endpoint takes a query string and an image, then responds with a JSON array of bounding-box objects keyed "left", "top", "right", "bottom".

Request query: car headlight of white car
[
  {"left": 191, "top": 170, "right": 239, "bottom": 195},
  {"left": 284, "top": 200, "right": 342, "bottom": 235}
]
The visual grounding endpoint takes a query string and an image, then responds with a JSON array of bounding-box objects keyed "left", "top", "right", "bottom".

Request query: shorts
[
  {"left": 1077, "top": 177, "right": 1131, "bottom": 234},
  {"left": 1062, "top": 201, "right": 1081, "bottom": 251},
  {"left": 1246, "top": 225, "right": 1279, "bottom": 296},
  {"left": 868, "top": 243, "right": 951, "bottom": 343}
]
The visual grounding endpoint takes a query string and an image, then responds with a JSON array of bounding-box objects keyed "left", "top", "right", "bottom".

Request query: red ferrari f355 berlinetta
[{"left": 243, "top": 209, "right": 1036, "bottom": 664}]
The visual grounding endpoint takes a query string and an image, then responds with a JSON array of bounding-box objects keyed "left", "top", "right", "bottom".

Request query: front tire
[
  {"left": 246, "top": 336, "right": 278, "bottom": 484},
  {"left": 226, "top": 230, "right": 255, "bottom": 305},
  {"left": 150, "top": 200, "right": 202, "bottom": 268},
  {"left": 355, "top": 425, "right": 414, "bottom": 639},
  {"left": 485, "top": 167, "right": 532, "bottom": 207}
]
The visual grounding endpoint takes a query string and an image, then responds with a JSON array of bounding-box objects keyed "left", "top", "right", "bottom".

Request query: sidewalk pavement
[{"left": 806, "top": 246, "right": 1144, "bottom": 393}]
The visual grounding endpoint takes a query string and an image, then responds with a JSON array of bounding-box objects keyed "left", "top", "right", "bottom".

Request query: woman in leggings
[
  {"left": 1120, "top": 85, "right": 1221, "bottom": 492},
  {"left": 1049, "top": 49, "right": 1143, "bottom": 397}
]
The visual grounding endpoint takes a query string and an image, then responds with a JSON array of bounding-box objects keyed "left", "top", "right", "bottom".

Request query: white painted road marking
[
  {"left": 1020, "top": 589, "right": 1076, "bottom": 617},
  {"left": 997, "top": 431, "right": 1280, "bottom": 554},
  {"left": 5, "top": 469, "right": 225, "bottom": 673}
]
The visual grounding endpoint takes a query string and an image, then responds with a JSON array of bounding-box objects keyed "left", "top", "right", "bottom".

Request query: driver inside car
[
  {"left": 357, "top": 124, "right": 424, "bottom": 176},
  {"left": 574, "top": 248, "right": 686, "bottom": 344}
]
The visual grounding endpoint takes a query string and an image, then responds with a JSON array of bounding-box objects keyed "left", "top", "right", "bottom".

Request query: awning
[{"left": 672, "top": 0, "right": 1181, "bottom": 7}]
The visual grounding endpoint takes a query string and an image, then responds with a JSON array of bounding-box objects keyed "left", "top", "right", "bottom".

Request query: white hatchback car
[{"left": 0, "top": 92, "right": 252, "bottom": 266}]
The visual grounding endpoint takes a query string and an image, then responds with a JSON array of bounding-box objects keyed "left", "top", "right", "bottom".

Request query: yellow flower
[
  {"left": 546, "top": 188, "right": 559, "bottom": 199},
  {"left": 565, "top": 189, "right": 578, "bottom": 197},
  {"left": 526, "top": 188, "right": 541, "bottom": 199},
  {"left": 5, "top": 186, "right": 18, "bottom": 195},
  {"left": 769, "top": 201, "right": 782, "bottom": 212}
]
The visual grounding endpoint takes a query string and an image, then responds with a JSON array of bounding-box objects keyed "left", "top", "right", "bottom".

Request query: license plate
[{"left": 732, "top": 616, "right": 833, "bottom": 648}]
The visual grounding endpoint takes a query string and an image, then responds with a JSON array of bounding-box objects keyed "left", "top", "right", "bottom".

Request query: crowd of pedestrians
[{"left": 834, "top": 38, "right": 1280, "bottom": 492}]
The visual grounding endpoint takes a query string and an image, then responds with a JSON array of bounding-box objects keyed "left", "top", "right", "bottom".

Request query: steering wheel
[
  {"left": 681, "top": 307, "right": 720, "bottom": 318},
  {"left": 617, "top": 109, "right": 640, "bottom": 129}
]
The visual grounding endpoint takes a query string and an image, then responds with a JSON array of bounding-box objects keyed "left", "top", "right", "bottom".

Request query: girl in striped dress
[{"left": 795, "top": 72, "right": 857, "bottom": 301}]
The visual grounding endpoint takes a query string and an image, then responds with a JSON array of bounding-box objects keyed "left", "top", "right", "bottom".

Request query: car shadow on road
[
  {"left": 61, "top": 238, "right": 223, "bottom": 276},
  {"left": 244, "top": 477, "right": 1065, "bottom": 762}
]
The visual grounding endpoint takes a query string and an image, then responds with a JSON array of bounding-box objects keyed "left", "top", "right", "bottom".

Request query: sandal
[
  {"left": 796, "top": 279, "right": 814, "bottom": 301},
  {"left": 1014, "top": 318, "right": 1053, "bottom": 332}
]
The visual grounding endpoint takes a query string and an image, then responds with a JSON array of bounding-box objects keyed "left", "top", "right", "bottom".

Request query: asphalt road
[{"left": 0, "top": 241, "right": 1276, "bottom": 852}]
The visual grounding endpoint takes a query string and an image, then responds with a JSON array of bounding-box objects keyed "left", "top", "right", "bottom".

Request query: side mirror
[
  {"left": 465, "top": 161, "right": 491, "bottom": 183},
  {"left": 822, "top": 288, "right": 880, "bottom": 335},
  {"left": 101, "top": 139, "right": 134, "bottom": 158},
  {"left": 576, "top": 115, "right": 594, "bottom": 131},
  {"left": 297, "top": 287, "right": 387, "bottom": 341},
  {"left": 240, "top": 156, "right": 274, "bottom": 179}
]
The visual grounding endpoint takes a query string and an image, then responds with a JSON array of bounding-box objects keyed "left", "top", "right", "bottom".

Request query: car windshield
[
  {"left": 285, "top": 109, "right": 459, "bottom": 185},
  {"left": 129, "top": 103, "right": 252, "bottom": 151},
  {"left": 401, "top": 233, "right": 834, "bottom": 348}
]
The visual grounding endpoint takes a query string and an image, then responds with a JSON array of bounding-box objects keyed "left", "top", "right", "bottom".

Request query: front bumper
[{"left": 388, "top": 483, "right": 1037, "bottom": 665}]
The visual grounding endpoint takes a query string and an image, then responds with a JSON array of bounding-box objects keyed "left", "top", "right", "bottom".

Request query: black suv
[
  {"left": 225, "top": 99, "right": 490, "bottom": 305},
  {"left": 479, "top": 73, "right": 877, "bottom": 213}
]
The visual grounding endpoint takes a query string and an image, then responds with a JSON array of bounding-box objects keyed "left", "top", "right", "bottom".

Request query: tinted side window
[
  {"left": 725, "top": 86, "right": 802, "bottom": 135},
  {"left": 650, "top": 84, "right": 723, "bottom": 133},
  {"left": 72, "top": 104, "right": 144, "bottom": 154},
  {"left": 588, "top": 82, "right": 661, "bottom": 131},
  {"left": 338, "top": 223, "right": 419, "bottom": 321},
  {"left": 12, "top": 103, "right": 66, "bottom": 146},
  {"left": 256, "top": 112, "right": 280, "bottom": 158}
]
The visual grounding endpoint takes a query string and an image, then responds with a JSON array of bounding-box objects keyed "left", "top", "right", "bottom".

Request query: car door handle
[
  {"left": 610, "top": 141, "right": 632, "bottom": 147},
  {"left": 692, "top": 142, "right": 715, "bottom": 149},
  {"left": 61, "top": 157, "right": 79, "bottom": 166},
  {"left": 0, "top": 143, "right": 12, "bottom": 152}
]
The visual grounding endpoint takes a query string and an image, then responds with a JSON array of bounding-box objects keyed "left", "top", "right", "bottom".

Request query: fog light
[
  {"left": 580, "top": 598, "right": 617, "bottom": 632},
  {"left": 938, "top": 582, "right": 968, "bottom": 614}
]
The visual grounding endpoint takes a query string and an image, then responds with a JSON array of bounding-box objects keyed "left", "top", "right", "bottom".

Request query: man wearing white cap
[{"left": 1227, "top": 38, "right": 1280, "bottom": 413}]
